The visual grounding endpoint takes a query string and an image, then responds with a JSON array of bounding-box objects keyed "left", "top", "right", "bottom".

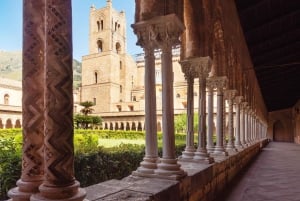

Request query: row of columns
[
  {"left": 132, "top": 14, "right": 268, "bottom": 180},
  {"left": 132, "top": 14, "right": 186, "bottom": 179}
]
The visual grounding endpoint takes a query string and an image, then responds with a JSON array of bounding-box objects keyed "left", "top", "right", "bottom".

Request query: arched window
[
  {"left": 116, "top": 42, "right": 121, "bottom": 54},
  {"left": 97, "top": 40, "right": 103, "bottom": 53},
  {"left": 101, "top": 20, "right": 104, "bottom": 30},
  {"left": 95, "top": 72, "right": 98, "bottom": 83},
  {"left": 97, "top": 21, "right": 100, "bottom": 32},
  {"left": 4, "top": 94, "right": 9, "bottom": 105}
]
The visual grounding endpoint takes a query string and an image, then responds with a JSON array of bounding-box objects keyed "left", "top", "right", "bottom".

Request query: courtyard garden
[{"left": 0, "top": 128, "right": 187, "bottom": 200}]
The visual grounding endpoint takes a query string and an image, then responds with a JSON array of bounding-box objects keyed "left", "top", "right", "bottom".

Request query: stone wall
[
  {"left": 268, "top": 109, "right": 294, "bottom": 142},
  {"left": 85, "top": 140, "right": 268, "bottom": 201}
]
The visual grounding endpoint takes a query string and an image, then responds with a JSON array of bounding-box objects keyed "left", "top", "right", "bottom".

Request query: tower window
[
  {"left": 120, "top": 85, "right": 122, "bottom": 93},
  {"left": 97, "top": 21, "right": 100, "bottom": 32},
  {"left": 95, "top": 72, "right": 98, "bottom": 83},
  {"left": 97, "top": 40, "right": 103, "bottom": 52},
  {"left": 120, "top": 61, "right": 122, "bottom": 69},
  {"left": 116, "top": 42, "right": 121, "bottom": 54},
  {"left": 128, "top": 105, "right": 134, "bottom": 111},
  {"left": 115, "top": 22, "right": 117, "bottom": 31},
  {"left": 93, "top": 98, "right": 96, "bottom": 105},
  {"left": 117, "top": 105, "right": 121, "bottom": 112},
  {"left": 101, "top": 20, "right": 104, "bottom": 30}
]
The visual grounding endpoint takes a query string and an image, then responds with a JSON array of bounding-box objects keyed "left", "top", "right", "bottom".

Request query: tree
[
  {"left": 73, "top": 101, "right": 102, "bottom": 129},
  {"left": 80, "top": 101, "right": 94, "bottom": 116},
  {"left": 174, "top": 113, "right": 199, "bottom": 134}
]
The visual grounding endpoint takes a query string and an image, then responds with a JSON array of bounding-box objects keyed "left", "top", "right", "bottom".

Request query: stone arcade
[{"left": 7, "top": 0, "right": 299, "bottom": 201}]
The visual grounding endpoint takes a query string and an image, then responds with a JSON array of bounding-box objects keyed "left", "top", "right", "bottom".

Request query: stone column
[
  {"left": 31, "top": 1, "right": 86, "bottom": 200},
  {"left": 133, "top": 14, "right": 185, "bottom": 179},
  {"left": 206, "top": 82, "right": 215, "bottom": 153},
  {"left": 244, "top": 106, "right": 251, "bottom": 145},
  {"left": 194, "top": 58, "right": 214, "bottom": 163},
  {"left": 8, "top": 1, "right": 45, "bottom": 200},
  {"left": 234, "top": 96, "right": 243, "bottom": 149},
  {"left": 179, "top": 61, "right": 197, "bottom": 160},
  {"left": 240, "top": 102, "right": 247, "bottom": 146},
  {"left": 209, "top": 77, "right": 228, "bottom": 156},
  {"left": 225, "top": 90, "right": 238, "bottom": 153},
  {"left": 156, "top": 15, "right": 186, "bottom": 179},
  {"left": 131, "top": 23, "right": 159, "bottom": 175}
]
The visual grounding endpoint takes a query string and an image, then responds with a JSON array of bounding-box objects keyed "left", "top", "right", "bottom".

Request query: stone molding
[{"left": 235, "top": 96, "right": 243, "bottom": 104}]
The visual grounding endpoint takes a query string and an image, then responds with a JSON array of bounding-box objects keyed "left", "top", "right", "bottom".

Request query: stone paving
[{"left": 219, "top": 142, "right": 300, "bottom": 201}]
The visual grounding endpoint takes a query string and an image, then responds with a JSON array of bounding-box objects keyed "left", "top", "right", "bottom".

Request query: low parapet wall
[{"left": 85, "top": 139, "right": 268, "bottom": 201}]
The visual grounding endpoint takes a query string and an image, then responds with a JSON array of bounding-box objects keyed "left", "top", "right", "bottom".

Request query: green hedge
[{"left": 0, "top": 129, "right": 186, "bottom": 200}]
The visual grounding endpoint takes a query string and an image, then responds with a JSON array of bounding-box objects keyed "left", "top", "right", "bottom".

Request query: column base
[
  {"left": 212, "top": 146, "right": 228, "bottom": 157},
  {"left": 193, "top": 149, "right": 214, "bottom": 164},
  {"left": 234, "top": 144, "right": 244, "bottom": 151},
  {"left": 226, "top": 144, "right": 238, "bottom": 153},
  {"left": 133, "top": 156, "right": 159, "bottom": 175},
  {"left": 8, "top": 179, "right": 42, "bottom": 201},
  {"left": 180, "top": 148, "right": 196, "bottom": 160},
  {"left": 30, "top": 181, "right": 86, "bottom": 201},
  {"left": 206, "top": 145, "right": 215, "bottom": 154},
  {"left": 155, "top": 158, "right": 186, "bottom": 180}
]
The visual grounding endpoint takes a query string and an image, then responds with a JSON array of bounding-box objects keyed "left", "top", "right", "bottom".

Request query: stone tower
[{"left": 81, "top": 0, "right": 137, "bottom": 113}]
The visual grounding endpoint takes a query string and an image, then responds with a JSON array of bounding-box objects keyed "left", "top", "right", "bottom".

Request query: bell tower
[
  {"left": 81, "top": 1, "right": 136, "bottom": 114},
  {"left": 88, "top": 0, "right": 126, "bottom": 54}
]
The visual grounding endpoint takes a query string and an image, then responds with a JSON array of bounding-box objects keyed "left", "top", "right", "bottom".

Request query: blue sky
[{"left": 0, "top": 0, "right": 142, "bottom": 61}]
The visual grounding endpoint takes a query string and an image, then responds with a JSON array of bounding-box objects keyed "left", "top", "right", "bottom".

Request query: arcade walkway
[{"left": 219, "top": 142, "right": 300, "bottom": 201}]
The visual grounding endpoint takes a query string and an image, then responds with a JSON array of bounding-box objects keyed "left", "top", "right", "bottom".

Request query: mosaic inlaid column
[
  {"left": 31, "top": 1, "right": 86, "bottom": 200},
  {"left": 225, "top": 90, "right": 237, "bottom": 152},
  {"left": 156, "top": 15, "right": 186, "bottom": 179},
  {"left": 8, "top": 1, "right": 45, "bottom": 200},
  {"left": 234, "top": 96, "right": 243, "bottom": 149},
  {"left": 209, "top": 77, "right": 228, "bottom": 156},
  {"left": 206, "top": 81, "right": 214, "bottom": 153},
  {"left": 179, "top": 61, "right": 197, "bottom": 160},
  {"left": 131, "top": 22, "right": 159, "bottom": 175}
]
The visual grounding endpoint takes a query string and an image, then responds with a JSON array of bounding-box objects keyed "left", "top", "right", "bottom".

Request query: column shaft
[
  {"left": 207, "top": 87, "right": 214, "bottom": 152},
  {"left": 135, "top": 47, "right": 159, "bottom": 174},
  {"left": 8, "top": 1, "right": 45, "bottom": 200},
  {"left": 182, "top": 77, "right": 195, "bottom": 158},
  {"left": 31, "top": 1, "right": 86, "bottom": 200}
]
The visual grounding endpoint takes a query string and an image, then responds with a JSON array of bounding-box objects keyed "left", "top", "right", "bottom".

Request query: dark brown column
[
  {"left": 8, "top": 1, "right": 45, "bottom": 200},
  {"left": 31, "top": 1, "right": 86, "bottom": 200}
]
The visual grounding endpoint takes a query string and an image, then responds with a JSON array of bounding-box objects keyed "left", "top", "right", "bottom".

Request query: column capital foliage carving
[
  {"left": 235, "top": 96, "right": 243, "bottom": 104},
  {"left": 132, "top": 14, "right": 185, "bottom": 50},
  {"left": 207, "top": 76, "right": 228, "bottom": 90},
  {"left": 180, "top": 56, "right": 212, "bottom": 79},
  {"left": 241, "top": 102, "right": 248, "bottom": 109},
  {"left": 225, "top": 89, "right": 237, "bottom": 100}
]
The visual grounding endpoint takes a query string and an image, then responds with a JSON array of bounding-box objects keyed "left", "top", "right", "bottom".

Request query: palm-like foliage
[{"left": 80, "top": 101, "right": 94, "bottom": 115}]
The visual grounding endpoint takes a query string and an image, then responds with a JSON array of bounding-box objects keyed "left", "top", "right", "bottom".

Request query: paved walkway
[{"left": 219, "top": 142, "right": 300, "bottom": 201}]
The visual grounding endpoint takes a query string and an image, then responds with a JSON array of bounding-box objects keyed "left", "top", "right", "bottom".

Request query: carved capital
[
  {"left": 132, "top": 14, "right": 185, "bottom": 50},
  {"left": 207, "top": 76, "right": 228, "bottom": 92},
  {"left": 241, "top": 102, "right": 248, "bottom": 110},
  {"left": 225, "top": 89, "right": 237, "bottom": 101},
  {"left": 180, "top": 56, "right": 212, "bottom": 79},
  {"left": 235, "top": 96, "right": 243, "bottom": 104}
]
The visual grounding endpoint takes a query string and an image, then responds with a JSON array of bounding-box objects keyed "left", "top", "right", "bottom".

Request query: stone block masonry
[{"left": 85, "top": 140, "right": 268, "bottom": 201}]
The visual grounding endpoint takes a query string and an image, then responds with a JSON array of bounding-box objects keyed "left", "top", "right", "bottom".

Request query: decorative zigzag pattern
[
  {"left": 44, "top": 0, "right": 75, "bottom": 185},
  {"left": 21, "top": 0, "right": 45, "bottom": 182}
]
